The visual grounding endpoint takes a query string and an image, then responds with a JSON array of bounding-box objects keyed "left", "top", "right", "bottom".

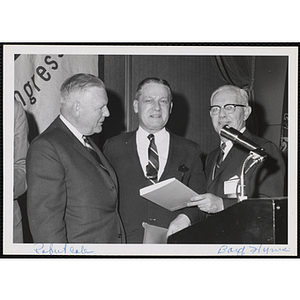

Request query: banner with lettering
[{"left": 14, "top": 54, "right": 98, "bottom": 139}]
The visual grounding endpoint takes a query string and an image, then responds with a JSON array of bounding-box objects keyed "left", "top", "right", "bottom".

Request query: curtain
[
  {"left": 211, "top": 56, "right": 257, "bottom": 134},
  {"left": 280, "top": 71, "right": 288, "bottom": 162}
]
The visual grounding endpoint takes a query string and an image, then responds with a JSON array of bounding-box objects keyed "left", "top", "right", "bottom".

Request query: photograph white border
[{"left": 3, "top": 44, "right": 298, "bottom": 256}]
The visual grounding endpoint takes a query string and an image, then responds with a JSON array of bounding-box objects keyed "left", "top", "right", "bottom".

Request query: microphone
[{"left": 220, "top": 125, "right": 267, "bottom": 158}]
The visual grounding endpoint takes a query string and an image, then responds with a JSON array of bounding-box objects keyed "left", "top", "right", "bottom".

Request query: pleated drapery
[{"left": 211, "top": 56, "right": 257, "bottom": 134}]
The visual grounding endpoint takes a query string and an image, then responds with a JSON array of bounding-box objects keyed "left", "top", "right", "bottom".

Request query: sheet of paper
[
  {"left": 140, "top": 177, "right": 198, "bottom": 211},
  {"left": 142, "top": 222, "right": 168, "bottom": 244}
]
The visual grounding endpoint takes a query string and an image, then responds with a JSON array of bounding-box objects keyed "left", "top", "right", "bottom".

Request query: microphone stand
[{"left": 238, "top": 151, "right": 266, "bottom": 202}]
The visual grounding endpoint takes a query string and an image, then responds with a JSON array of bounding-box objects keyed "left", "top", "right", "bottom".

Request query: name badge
[{"left": 224, "top": 175, "right": 240, "bottom": 198}]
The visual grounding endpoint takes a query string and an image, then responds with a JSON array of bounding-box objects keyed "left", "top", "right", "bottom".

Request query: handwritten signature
[
  {"left": 217, "top": 244, "right": 291, "bottom": 256},
  {"left": 34, "top": 243, "right": 94, "bottom": 255}
]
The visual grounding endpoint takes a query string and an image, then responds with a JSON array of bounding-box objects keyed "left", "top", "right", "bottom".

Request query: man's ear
[
  {"left": 133, "top": 100, "right": 139, "bottom": 113},
  {"left": 244, "top": 105, "right": 252, "bottom": 121},
  {"left": 73, "top": 101, "right": 81, "bottom": 117},
  {"left": 169, "top": 101, "right": 173, "bottom": 114}
]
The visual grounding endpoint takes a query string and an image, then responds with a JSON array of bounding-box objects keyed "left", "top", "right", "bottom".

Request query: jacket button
[
  {"left": 110, "top": 186, "right": 115, "bottom": 191},
  {"left": 118, "top": 234, "right": 122, "bottom": 238}
]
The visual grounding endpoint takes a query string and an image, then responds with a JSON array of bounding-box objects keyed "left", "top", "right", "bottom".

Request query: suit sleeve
[
  {"left": 246, "top": 141, "right": 286, "bottom": 198},
  {"left": 14, "top": 101, "right": 29, "bottom": 199},
  {"left": 181, "top": 144, "right": 207, "bottom": 224},
  {"left": 27, "top": 138, "right": 67, "bottom": 243}
]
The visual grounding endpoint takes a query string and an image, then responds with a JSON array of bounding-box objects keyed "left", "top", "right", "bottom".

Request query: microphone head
[
  {"left": 220, "top": 125, "right": 239, "bottom": 141},
  {"left": 220, "top": 125, "right": 267, "bottom": 158}
]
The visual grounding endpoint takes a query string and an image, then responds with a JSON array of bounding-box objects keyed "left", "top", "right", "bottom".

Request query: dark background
[{"left": 98, "top": 55, "right": 287, "bottom": 155}]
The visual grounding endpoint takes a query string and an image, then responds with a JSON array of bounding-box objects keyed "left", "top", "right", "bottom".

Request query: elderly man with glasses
[{"left": 167, "top": 85, "right": 286, "bottom": 236}]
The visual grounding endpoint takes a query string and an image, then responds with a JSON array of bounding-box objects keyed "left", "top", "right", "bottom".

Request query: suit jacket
[
  {"left": 205, "top": 130, "right": 286, "bottom": 209},
  {"left": 103, "top": 130, "right": 206, "bottom": 243},
  {"left": 14, "top": 100, "right": 29, "bottom": 243},
  {"left": 26, "top": 116, "right": 125, "bottom": 243},
  {"left": 14, "top": 100, "right": 29, "bottom": 199}
]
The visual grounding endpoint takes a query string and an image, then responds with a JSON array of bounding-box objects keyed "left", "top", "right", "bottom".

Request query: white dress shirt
[
  {"left": 60, "top": 115, "right": 85, "bottom": 145},
  {"left": 136, "top": 126, "right": 170, "bottom": 180}
]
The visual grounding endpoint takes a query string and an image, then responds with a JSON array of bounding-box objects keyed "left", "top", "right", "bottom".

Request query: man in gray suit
[{"left": 26, "top": 73, "right": 125, "bottom": 243}]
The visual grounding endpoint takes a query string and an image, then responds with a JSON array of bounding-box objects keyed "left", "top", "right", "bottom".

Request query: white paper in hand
[
  {"left": 142, "top": 222, "right": 168, "bottom": 244},
  {"left": 140, "top": 177, "right": 198, "bottom": 211}
]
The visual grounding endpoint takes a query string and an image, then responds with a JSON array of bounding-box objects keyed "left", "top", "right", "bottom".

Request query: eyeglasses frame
[{"left": 209, "top": 104, "right": 247, "bottom": 115}]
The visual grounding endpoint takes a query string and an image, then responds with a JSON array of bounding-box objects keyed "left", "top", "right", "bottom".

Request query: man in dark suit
[
  {"left": 26, "top": 73, "right": 124, "bottom": 243},
  {"left": 168, "top": 84, "right": 286, "bottom": 235},
  {"left": 104, "top": 77, "right": 206, "bottom": 243}
]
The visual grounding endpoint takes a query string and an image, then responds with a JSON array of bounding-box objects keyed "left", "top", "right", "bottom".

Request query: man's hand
[
  {"left": 167, "top": 214, "right": 191, "bottom": 237},
  {"left": 187, "top": 193, "right": 224, "bottom": 213}
]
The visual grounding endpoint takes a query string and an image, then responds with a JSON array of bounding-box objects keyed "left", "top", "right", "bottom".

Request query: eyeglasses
[{"left": 209, "top": 104, "right": 247, "bottom": 115}]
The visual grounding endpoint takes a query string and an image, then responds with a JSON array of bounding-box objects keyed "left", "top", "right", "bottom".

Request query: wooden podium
[{"left": 168, "top": 198, "right": 287, "bottom": 244}]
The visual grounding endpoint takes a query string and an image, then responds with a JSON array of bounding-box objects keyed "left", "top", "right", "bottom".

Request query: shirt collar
[
  {"left": 60, "top": 114, "right": 85, "bottom": 144},
  {"left": 137, "top": 126, "right": 167, "bottom": 143}
]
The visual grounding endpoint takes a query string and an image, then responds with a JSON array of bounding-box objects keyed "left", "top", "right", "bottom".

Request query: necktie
[
  {"left": 146, "top": 134, "right": 159, "bottom": 184},
  {"left": 217, "top": 142, "right": 226, "bottom": 167},
  {"left": 213, "top": 142, "right": 226, "bottom": 179},
  {"left": 83, "top": 136, "right": 108, "bottom": 174}
]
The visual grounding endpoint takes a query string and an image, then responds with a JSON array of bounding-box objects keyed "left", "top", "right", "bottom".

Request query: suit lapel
[
  {"left": 207, "top": 143, "right": 249, "bottom": 189},
  {"left": 88, "top": 137, "right": 118, "bottom": 187},
  {"left": 126, "top": 131, "right": 147, "bottom": 179},
  {"left": 55, "top": 117, "right": 88, "bottom": 162},
  {"left": 215, "top": 146, "right": 236, "bottom": 176},
  {"left": 206, "top": 147, "right": 218, "bottom": 187},
  {"left": 159, "top": 133, "right": 179, "bottom": 181},
  {"left": 73, "top": 137, "right": 96, "bottom": 166},
  {"left": 55, "top": 117, "right": 118, "bottom": 188},
  {"left": 206, "top": 130, "right": 255, "bottom": 189}
]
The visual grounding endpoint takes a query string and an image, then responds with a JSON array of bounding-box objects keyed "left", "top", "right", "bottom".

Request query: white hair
[{"left": 210, "top": 85, "right": 249, "bottom": 105}]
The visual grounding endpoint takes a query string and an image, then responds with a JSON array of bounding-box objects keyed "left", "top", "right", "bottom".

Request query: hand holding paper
[{"left": 187, "top": 193, "right": 224, "bottom": 213}]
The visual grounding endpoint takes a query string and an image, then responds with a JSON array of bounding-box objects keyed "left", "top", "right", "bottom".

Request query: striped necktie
[
  {"left": 83, "top": 136, "right": 102, "bottom": 164},
  {"left": 83, "top": 136, "right": 109, "bottom": 175},
  {"left": 146, "top": 134, "right": 159, "bottom": 184}
]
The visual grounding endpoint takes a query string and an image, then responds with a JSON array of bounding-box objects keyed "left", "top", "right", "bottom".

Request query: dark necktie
[
  {"left": 213, "top": 142, "right": 226, "bottom": 179},
  {"left": 217, "top": 142, "right": 226, "bottom": 167},
  {"left": 83, "top": 136, "right": 108, "bottom": 173},
  {"left": 146, "top": 134, "right": 159, "bottom": 184}
]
